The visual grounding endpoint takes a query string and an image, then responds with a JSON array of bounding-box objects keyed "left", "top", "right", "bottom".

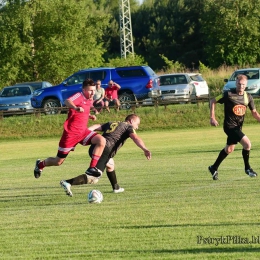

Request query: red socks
[
  {"left": 38, "top": 160, "right": 45, "bottom": 170},
  {"left": 90, "top": 154, "right": 101, "bottom": 168}
]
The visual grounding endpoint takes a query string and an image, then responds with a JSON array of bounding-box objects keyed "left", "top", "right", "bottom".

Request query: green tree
[
  {"left": 105, "top": 54, "right": 146, "bottom": 67},
  {"left": 0, "top": 0, "right": 110, "bottom": 87},
  {"left": 132, "top": 0, "right": 206, "bottom": 70},
  {"left": 0, "top": 0, "right": 33, "bottom": 86},
  {"left": 202, "top": 0, "right": 260, "bottom": 68}
]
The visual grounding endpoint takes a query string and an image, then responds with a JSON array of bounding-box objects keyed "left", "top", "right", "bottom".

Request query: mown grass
[{"left": 1, "top": 126, "right": 260, "bottom": 259}]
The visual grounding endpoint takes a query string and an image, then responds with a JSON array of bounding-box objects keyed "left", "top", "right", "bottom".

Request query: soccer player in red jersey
[
  {"left": 34, "top": 79, "right": 106, "bottom": 180},
  {"left": 208, "top": 74, "right": 260, "bottom": 180},
  {"left": 59, "top": 114, "right": 152, "bottom": 197}
]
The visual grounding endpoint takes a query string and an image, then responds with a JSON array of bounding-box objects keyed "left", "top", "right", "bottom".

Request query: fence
[{"left": 0, "top": 96, "right": 211, "bottom": 119}]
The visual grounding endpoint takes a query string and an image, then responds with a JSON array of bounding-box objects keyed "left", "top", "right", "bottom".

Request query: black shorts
[{"left": 224, "top": 127, "right": 245, "bottom": 145}]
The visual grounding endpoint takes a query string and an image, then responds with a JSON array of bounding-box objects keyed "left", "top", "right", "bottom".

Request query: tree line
[{"left": 0, "top": 0, "right": 259, "bottom": 88}]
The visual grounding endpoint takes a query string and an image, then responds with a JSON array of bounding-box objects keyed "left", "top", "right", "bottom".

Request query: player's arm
[
  {"left": 89, "top": 114, "right": 96, "bottom": 121},
  {"left": 209, "top": 97, "right": 219, "bottom": 126},
  {"left": 251, "top": 109, "right": 260, "bottom": 122},
  {"left": 129, "top": 133, "right": 151, "bottom": 160},
  {"left": 65, "top": 98, "right": 83, "bottom": 112}
]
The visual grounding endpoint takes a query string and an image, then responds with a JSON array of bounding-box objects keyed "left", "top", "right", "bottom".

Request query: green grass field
[{"left": 1, "top": 126, "right": 260, "bottom": 259}]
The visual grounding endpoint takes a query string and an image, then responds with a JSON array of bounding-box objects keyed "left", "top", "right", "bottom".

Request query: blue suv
[{"left": 31, "top": 66, "right": 161, "bottom": 114}]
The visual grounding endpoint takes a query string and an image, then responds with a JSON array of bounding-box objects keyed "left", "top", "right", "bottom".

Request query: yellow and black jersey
[
  {"left": 101, "top": 121, "right": 136, "bottom": 157},
  {"left": 216, "top": 89, "right": 255, "bottom": 129}
]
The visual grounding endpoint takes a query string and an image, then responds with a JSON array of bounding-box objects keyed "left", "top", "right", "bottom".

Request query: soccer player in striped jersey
[{"left": 34, "top": 79, "right": 106, "bottom": 180}]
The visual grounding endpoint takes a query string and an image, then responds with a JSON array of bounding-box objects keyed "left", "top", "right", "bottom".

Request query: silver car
[
  {"left": 159, "top": 73, "right": 209, "bottom": 102},
  {"left": 15, "top": 81, "right": 52, "bottom": 90},
  {"left": 0, "top": 85, "right": 36, "bottom": 114},
  {"left": 223, "top": 68, "right": 260, "bottom": 96}
]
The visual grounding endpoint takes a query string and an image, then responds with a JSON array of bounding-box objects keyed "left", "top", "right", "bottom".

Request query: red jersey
[
  {"left": 63, "top": 92, "right": 93, "bottom": 133},
  {"left": 105, "top": 85, "right": 119, "bottom": 99}
]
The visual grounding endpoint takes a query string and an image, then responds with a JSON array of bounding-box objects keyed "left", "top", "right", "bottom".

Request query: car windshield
[
  {"left": 160, "top": 75, "right": 187, "bottom": 85},
  {"left": 0, "top": 86, "right": 31, "bottom": 97},
  {"left": 230, "top": 70, "right": 259, "bottom": 81},
  {"left": 189, "top": 75, "right": 204, "bottom": 82},
  {"left": 27, "top": 83, "right": 42, "bottom": 91},
  {"left": 66, "top": 72, "right": 88, "bottom": 86}
]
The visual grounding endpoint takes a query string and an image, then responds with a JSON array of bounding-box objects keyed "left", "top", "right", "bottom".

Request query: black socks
[
  {"left": 106, "top": 170, "right": 118, "bottom": 190},
  {"left": 242, "top": 149, "right": 250, "bottom": 170},
  {"left": 213, "top": 148, "right": 228, "bottom": 170},
  {"left": 66, "top": 174, "right": 88, "bottom": 185}
]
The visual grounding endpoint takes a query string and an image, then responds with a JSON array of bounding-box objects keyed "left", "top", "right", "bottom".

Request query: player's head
[
  {"left": 125, "top": 114, "right": 140, "bottom": 130},
  {"left": 82, "top": 79, "right": 96, "bottom": 99},
  {"left": 236, "top": 74, "right": 247, "bottom": 94}
]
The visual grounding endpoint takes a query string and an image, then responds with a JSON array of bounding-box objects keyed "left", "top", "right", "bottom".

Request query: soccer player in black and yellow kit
[
  {"left": 208, "top": 74, "right": 260, "bottom": 180},
  {"left": 60, "top": 114, "right": 151, "bottom": 196}
]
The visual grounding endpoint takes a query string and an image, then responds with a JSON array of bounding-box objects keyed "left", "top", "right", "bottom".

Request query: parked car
[
  {"left": 188, "top": 73, "right": 209, "bottom": 98},
  {"left": 15, "top": 81, "right": 53, "bottom": 90},
  {"left": 0, "top": 85, "right": 36, "bottom": 114},
  {"left": 223, "top": 68, "right": 260, "bottom": 96},
  {"left": 158, "top": 73, "right": 209, "bottom": 102},
  {"left": 31, "top": 66, "right": 161, "bottom": 114}
]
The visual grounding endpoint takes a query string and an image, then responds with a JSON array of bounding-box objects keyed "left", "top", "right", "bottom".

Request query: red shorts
[{"left": 58, "top": 129, "right": 97, "bottom": 155}]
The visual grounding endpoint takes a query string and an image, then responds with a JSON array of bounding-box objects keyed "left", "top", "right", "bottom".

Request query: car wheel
[
  {"left": 43, "top": 99, "right": 61, "bottom": 115},
  {"left": 119, "top": 93, "right": 136, "bottom": 110}
]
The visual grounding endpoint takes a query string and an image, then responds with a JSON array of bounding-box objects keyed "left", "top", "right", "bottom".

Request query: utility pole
[{"left": 119, "top": 0, "right": 134, "bottom": 59}]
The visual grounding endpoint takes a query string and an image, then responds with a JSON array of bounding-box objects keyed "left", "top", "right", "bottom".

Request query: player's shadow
[
  {"left": 123, "top": 223, "right": 260, "bottom": 229},
  {"left": 106, "top": 247, "right": 260, "bottom": 254}
]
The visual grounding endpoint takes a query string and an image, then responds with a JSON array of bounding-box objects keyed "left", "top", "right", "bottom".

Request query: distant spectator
[
  {"left": 104, "top": 80, "right": 121, "bottom": 112},
  {"left": 93, "top": 80, "right": 105, "bottom": 114}
]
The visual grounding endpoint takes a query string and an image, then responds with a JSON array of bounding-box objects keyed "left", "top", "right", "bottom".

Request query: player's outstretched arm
[
  {"left": 130, "top": 133, "right": 151, "bottom": 160},
  {"left": 251, "top": 109, "right": 260, "bottom": 122}
]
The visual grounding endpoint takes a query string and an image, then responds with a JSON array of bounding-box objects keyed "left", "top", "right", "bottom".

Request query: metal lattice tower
[{"left": 119, "top": 0, "right": 134, "bottom": 58}]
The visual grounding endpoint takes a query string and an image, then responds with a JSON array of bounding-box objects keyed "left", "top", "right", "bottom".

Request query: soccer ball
[{"left": 88, "top": 189, "right": 103, "bottom": 204}]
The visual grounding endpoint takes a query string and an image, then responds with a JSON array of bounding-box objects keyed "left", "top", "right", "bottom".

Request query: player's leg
[
  {"left": 89, "top": 134, "right": 106, "bottom": 167},
  {"left": 79, "top": 130, "right": 106, "bottom": 177},
  {"left": 85, "top": 134, "right": 106, "bottom": 177},
  {"left": 34, "top": 154, "right": 67, "bottom": 179},
  {"left": 60, "top": 145, "right": 109, "bottom": 196},
  {"left": 34, "top": 131, "right": 76, "bottom": 178},
  {"left": 60, "top": 173, "right": 99, "bottom": 197},
  {"left": 240, "top": 135, "right": 257, "bottom": 177},
  {"left": 106, "top": 158, "right": 124, "bottom": 193},
  {"left": 208, "top": 129, "right": 236, "bottom": 180}
]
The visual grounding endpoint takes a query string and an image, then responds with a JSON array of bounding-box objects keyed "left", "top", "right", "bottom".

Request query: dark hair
[
  {"left": 82, "top": 78, "right": 95, "bottom": 88},
  {"left": 125, "top": 114, "right": 139, "bottom": 122}
]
